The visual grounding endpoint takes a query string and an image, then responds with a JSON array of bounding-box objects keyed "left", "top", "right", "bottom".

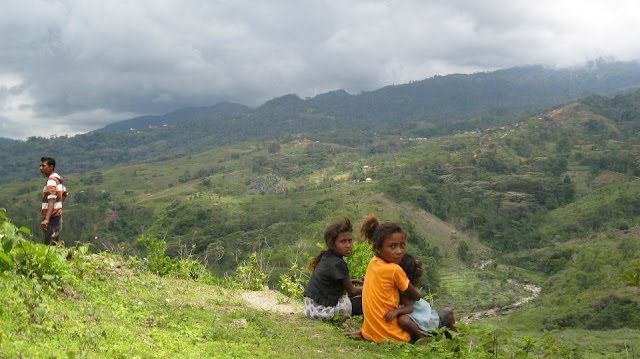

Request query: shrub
[
  {"left": 137, "top": 233, "right": 219, "bottom": 283},
  {"left": 174, "top": 258, "right": 218, "bottom": 283},
  {"left": 457, "top": 240, "right": 471, "bottom": 262},
  {"left": 138, "top": 234, "right": 176, "bottom": 276},
  {"left": 234, "top": 252, "right": 267, "bottom": 290},
  {"left": 0, "top": 209, "right": 72, "bottom": 288},
  {"left": 623, "top": 260, "right": 640, "bottom": 288},
  {"left": 0, "top": 209, "right": 78, "bottom": 324},
  {"left": 345, "top": 240, "right": 372, "bottom": 280},
  {"left": 278, "top": 262, "right": 307, "bottom": 300}
]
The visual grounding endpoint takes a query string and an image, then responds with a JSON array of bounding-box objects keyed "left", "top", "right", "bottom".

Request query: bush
[
  {"left": 138, "top": 234, "right": 175, "bottom": 276},
  {"left": 234, "top": 252, "right": 267, "bottom": 290},
  {"left": 0, "top": 209, "right": 72, "bottom": 288},
  {"left": 173, "top": 258, "right": 218, "bottom": 283},
  {"left": 457, "top": 241, "right": 471, "bottom": 262},
  {"left": 544, "top": 294, "right": 640, "bottom": 330},
  {"left": 345, "top": 240, "right": 372, "bottom": 280},
  {"left": 623, "top": 260, "right": 640, "bottom": 288},
  {"left": 0, "top": 209, "right": 79, "bottom": 324},
  {"left": 278, "top": 262, "right": 307, "bottom": 300},
  {"left": 137, "top": 233, "right": 219, "bottom": 283}
]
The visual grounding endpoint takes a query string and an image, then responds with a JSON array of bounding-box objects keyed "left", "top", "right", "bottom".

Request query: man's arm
[{"left": 40, "top": 198, "right": 54, "bottom": 230}]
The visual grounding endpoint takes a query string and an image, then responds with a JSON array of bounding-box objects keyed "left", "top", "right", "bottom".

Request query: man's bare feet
[{"left": 346, "top": 331, "right": 364, "bottom": 340}]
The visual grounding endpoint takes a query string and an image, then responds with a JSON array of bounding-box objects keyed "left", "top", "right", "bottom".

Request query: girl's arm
[
  {"left": 342, "top": 277, "right": 362, "bottom": 296},
  {"left": 383, "top": 295, "right": 413, "bottom": 322},
  {"left": 402, "top": 283, "right": 421, "bottom": 301}
]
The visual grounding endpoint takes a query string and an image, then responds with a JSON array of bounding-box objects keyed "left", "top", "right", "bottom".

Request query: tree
[{"left": 267, "top": 142, "right": 281, "bottom": 154}]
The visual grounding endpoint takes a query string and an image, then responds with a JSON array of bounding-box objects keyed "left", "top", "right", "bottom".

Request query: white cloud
[{"left": 2, "top": 0, "right": 640, "bottom": 138}]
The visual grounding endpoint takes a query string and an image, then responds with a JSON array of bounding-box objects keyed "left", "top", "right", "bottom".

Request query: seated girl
[
  {"left": 303, "top": 218, "right": 363, "bottom": 320},
  {"left": 359, "top": 216, "right": 422, "bottom": 343},
  {"left": 390, "top": 253, "right": 457, "bottom": 336}
]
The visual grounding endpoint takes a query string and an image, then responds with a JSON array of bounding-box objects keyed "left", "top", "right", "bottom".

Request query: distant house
[{"left": 365, "top": 178, "right": 373, "bottom": 182}]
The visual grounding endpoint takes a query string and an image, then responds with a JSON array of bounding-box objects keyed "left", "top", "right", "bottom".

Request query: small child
[
  {"left": 394, "top": 253, "right": 458, "bottom": 335},
  {"left": 303, "top": 218, "right": 363, "bottom": 320}
]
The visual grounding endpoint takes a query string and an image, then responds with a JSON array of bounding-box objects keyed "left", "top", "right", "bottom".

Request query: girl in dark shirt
[{"left": 303, "top": 218, "right": 363, "bottom": 320}]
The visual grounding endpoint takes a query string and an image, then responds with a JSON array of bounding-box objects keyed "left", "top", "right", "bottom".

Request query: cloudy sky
[{"left": 1, "top": 0, "right": 640, "bottom": 138}]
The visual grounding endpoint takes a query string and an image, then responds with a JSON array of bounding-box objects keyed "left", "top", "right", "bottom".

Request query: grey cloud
[{"left": 1, "top": 0, "right": 640, "bottom": 138}]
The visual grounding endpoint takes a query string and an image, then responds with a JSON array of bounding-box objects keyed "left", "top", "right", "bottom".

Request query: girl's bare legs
[{"left": 397, "top": 315, "right": 425, "bottom": 342}]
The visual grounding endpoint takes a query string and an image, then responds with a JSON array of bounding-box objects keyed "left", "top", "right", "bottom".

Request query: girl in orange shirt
[{"left": 359, "top": 216, "right": 424, "bottom": 343}]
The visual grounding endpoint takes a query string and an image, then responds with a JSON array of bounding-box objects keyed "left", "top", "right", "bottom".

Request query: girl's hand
[{"left": 383, "top": 310, "right": 399, "bottom": 322}]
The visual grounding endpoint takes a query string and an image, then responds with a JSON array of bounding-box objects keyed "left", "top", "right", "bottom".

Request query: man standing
[{"left": 39, "top": 156, "right": 67, "bottom": 245}]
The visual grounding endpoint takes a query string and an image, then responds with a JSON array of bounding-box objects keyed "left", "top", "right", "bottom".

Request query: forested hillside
[
  {"left": 99, "top": 102, "right": 252, "bottom": 133},
  {"left": 3, "top": 61, "right": 640, "bottom": 183}
]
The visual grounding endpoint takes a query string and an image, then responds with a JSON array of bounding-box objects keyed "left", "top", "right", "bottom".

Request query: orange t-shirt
[{"left": 361, "top": 256, "right": 411, "bottom": 343}]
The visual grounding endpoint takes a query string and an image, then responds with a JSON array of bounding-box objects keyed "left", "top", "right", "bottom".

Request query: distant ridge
[
  {"left": 99, "top": 101, "right": 252, "bottom": 133},
  {"left": 3, "top": 60, "right": 640, "bottom": 183},
  {"left": 301, "top": 62, "right": 640, "bottom": 126},
  {"left": 0, "top": 138, "right": 15, "bottom": 145}
]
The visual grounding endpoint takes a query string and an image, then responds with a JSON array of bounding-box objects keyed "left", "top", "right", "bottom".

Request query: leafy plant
[
  {"left": 234, "top": 252, "right": 268, "bottom": 290},
  {"left": 623, "top": 260, "right": 640, "bottom": 288},
  {"left": 345, "top": 240, "right": 372, "bottom": 280},
  {"left": 0, "top": 209, "right": 72, "bottom": 288},
  {"left": 137, "top": 233, "right": 219, "bottom": 283},
  {"left": 138, "top": 234, "right": 176, "bottom": 276},
  {"left": 278, "top": 262, "right": 307, "bottom": 300}
]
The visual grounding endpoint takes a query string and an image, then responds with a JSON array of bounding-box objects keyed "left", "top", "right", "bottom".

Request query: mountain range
[{"left": 3, "top": 60, "right": 640, "bottom": 183}]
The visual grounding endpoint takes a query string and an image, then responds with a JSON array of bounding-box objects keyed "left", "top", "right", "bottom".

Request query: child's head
[
  {"left": 309, "top": 218, "right": 353, "bottom": 270},
  {"left": 324, "top": 217, "right": 353, "bottom": 257},
  {"left": 399, "top": 253, "right": 423, "bottom": 285},
  {"left": 360, "top": 216, "right": 407, "bottom": 264}
]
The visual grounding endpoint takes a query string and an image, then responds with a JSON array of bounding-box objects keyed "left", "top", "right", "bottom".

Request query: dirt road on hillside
[{"left": 460, "top": 280, "right": 541, "bottom": 323}]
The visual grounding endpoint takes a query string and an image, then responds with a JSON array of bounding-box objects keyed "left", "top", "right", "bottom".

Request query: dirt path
[
  {"left": 460, "top": 281, "right": 541, "bottom": 323},
  {"left": 240, "top": 290, "right": 303, "bottom": 315}
]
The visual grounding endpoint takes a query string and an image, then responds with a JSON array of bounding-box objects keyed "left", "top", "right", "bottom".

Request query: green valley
[{"left": 2, "top": 86, "right": 640, "bottom": 358}]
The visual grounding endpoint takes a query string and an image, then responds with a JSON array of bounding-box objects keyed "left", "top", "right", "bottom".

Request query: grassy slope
[{"left": 1, "top": 253, "right": 401, "bottom": 358}]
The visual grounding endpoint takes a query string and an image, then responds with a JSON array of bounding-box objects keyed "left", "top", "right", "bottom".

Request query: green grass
[
  {"left": 0, "top": 253, "right": 399, "bottom": 358},
  {"left": 1, "top": 248, "right": 591, "bottom": 358}
]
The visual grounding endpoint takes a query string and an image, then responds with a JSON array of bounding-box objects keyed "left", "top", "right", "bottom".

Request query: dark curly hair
[
  {"left": 399, "top": 253, "right": 423, "bottom": 285},
  {"left": 359, "top": 216, "right": 406, "bottom": 255}
]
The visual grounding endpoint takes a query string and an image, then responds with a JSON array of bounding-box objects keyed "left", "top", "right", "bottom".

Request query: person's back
[
  {"left": 304, "top": 251, "right": 349, "bottom": 307},
  {"left": 361, "top": 255, "right": 411, "bottom": 343}
]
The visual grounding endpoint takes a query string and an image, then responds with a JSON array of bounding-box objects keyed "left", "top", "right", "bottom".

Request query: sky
[{"left": 1, "top": 0, "right": 640, "bottom": 139}]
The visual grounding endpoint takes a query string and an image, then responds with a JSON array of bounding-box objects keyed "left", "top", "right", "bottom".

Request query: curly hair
[
  {"left": 359, "top": 216, "right": 406, "bottom": 254},
  {"left": 399, "top": 253, "right": 423, "bottom": 285}
]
